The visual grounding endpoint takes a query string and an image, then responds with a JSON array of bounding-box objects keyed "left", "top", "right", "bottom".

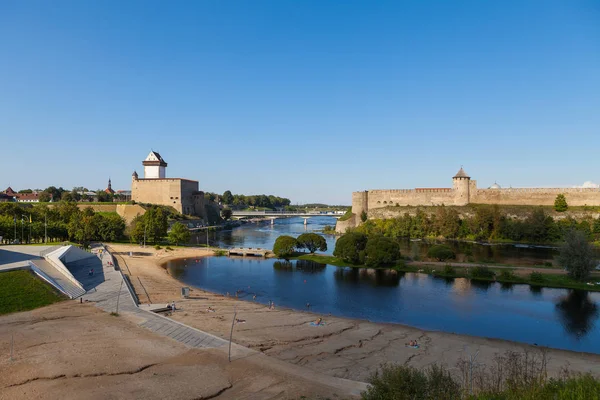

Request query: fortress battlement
[{"left": 340, "top": 168, "right": 600, "bottom": 232}]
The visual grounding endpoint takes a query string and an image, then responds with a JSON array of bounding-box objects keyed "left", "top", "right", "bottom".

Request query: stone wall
[
  {"left": 335, "top": 214, "right": 357, "bottom": 233},
  {"left": 132, "top": 178, "right": 199, "bottom": 215},
  {"left": 472, "top": 188, "right": 600, "bottom": 206},
  {"left": 367, "top": 189, "right": 456, "bottom": 208}
]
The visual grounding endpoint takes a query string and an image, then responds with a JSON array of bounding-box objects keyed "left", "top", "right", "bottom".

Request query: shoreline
[{"left": 107, "top": 243, "right": 600, "bottom": 382}]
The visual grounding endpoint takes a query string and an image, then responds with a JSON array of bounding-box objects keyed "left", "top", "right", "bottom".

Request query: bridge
[{"left": 231, "top": 210, "right": 343, "bottom": 225}]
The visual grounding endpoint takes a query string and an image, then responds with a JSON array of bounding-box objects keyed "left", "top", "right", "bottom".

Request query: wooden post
[{"left": 228, "top": 306, "right": 237, "bottom": 362}]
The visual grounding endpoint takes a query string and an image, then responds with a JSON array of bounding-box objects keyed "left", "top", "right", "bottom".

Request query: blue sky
[{"left": 1, "top": 1, "right": 599, "bottom": 204}]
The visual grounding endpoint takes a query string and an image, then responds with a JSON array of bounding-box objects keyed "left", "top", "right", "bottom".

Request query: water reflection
[
  {"left": 470, "top": 280, "right": 493, "bottom": 291},
  {"left": 529, "top": 285, "right": 543, "bottom": 296},
  {"left": 334, "top": 268, "right": 402, "bottom": 287},
  {"left": 556, "top": 290, "right": 599, "bottom": 339},
  {"left": 273, "top": 260, "right": 327, "bottom": 274}
]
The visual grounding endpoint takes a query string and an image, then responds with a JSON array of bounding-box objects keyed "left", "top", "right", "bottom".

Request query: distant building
[
  {"left": 3, "top": 187, "right": 39, "bottom": 203},
  {"left": 131, "top": 151, "right": 211, "bottom": 217},
  {"left": 104, "top": 178, "right": 115, "bottom": 195}
]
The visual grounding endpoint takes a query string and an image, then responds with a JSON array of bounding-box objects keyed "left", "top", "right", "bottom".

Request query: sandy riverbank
[
  {"left": 0, "top": 301, "right": 349, "bottom": 400},
  {"left": 107, "top": 243, "right": 600, "bottom": 383}
]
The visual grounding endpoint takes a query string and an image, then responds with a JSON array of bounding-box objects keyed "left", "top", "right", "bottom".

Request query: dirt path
[{"left": 108, "top": 243, "right": 600, "bottom": 383}]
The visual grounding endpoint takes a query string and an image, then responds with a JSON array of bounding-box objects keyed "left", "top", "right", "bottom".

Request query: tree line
[
  {"left": 354, "top": 206, "right": 600, "bottom": 244},
  {"left": 0, "top": 202, "right": 125, "bottom": 245},
  {"left": 207, "top": 190, "right": 291, "bottom": 210},
  {"left": 8, "top": 186, "right": 126, "bottom": 202}
]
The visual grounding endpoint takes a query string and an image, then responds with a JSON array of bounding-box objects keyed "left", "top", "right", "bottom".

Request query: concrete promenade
[{"left": 83, "top": 246, "right": 229, "bottom": 350}]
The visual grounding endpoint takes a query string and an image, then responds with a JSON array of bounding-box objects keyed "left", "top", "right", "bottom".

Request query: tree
[
  {"left": 364, "top": 236, "right": 400, "bottom": 267},
  {"left": 427, "top": 245, "right": 456, "bottom": 261},
  {"left": 221, "top": 208, "right": 233, "bottom": 220},
  {"left": 273, "top": 235, "right": 298, "bottom": 259},
  {"left": 222, "top": 190, "right": 233, "bottom": 205},
  {"left": 558, "top": 230, "right": 596, "bottom": 281},
  {"left": 554, "top": 194, "right": 568, "bottom": 212},
  {"left": 96, "top": 213, "right": 126, "bottom": 242},
  {"left": 97, "top": 190, "right": 113, "bottom": 202},
  {"left": 296, "top": 233, "right": 327, "bottom": 254},
  {"left": 168, "top": 222, "right": 191, "bottom": 246},
  {"left": 333, "top": 232, "right": 368, "bottom": 264},
  {"left": 68, "top": 207, "right": 98, "bottom": 248},
  {"left": 361, "top": 211, "right": 368, "bottom": 223},
  {"left": 38, "top": 192, "right": 51, "bottom": 202}
]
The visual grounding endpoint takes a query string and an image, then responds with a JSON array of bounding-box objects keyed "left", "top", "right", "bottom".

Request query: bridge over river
[{"left": 231, "top": 210, "right": 343, "bottom": 225}]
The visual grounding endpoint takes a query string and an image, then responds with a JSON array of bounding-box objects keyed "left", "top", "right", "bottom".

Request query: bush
[
  {"left": 364, "top": 236, "right": 400, "bottom": 267},
  {"left": 154, "top": 245, "right": 162, "bottom": 250},
  {"left": 443, "top": 264, "right": 455, "bottom": 276},
  {"left": 530, "top": 272, "right": 544, "bottom": 283},
  {"left": 213, "top": 249, "right": 227, "bottom": 257},
  {"left": 498, "top": 269, "right": 517, "bottom": 281},
  {"left": 360, "top": 210, "right": 368, "bottom": 223},
  {"left": 296, "top": 233, "right": 327, "bottom": 254},
  {"left": 333, "top": 232, "right": 368, "bottom": 264},
  {"left": 362, "top": 364, "right": 461, "bottom": 400},
  {"left": 427, "top": 245, "right": 456, "bottom": 262},
  {"left": 471, "top": 266, "right": 495, "bottom": 280},
  {"left": 272, "top": 235, "right": 298, "bottom": 259}
]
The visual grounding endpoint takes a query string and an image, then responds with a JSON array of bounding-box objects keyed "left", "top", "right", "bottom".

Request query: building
[
  {"left": 2, "top": 187, "right": 39, "bottom": 203},
  {"left": 104, "top": 178, "right": 115, "bottom": 195},
  {"left": 131, "top": 151, "right": 211, "bottom": 217},
  {"left": 338, "top": 167, "right": 600, "bottom": 231}
]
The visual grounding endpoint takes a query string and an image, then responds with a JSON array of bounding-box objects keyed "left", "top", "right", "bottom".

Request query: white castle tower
[{"left": 142, "top": 151, "right": 167, "bottom": 179}]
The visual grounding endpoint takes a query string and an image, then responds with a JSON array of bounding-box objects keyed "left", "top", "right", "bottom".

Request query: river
[{"left": 174, "top": 216, "right": 600, "bottom": 353}]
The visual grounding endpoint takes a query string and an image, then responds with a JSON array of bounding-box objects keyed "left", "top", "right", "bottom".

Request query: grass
[{"left": 0, "top": 270, "right": 65, "bottom": 315}]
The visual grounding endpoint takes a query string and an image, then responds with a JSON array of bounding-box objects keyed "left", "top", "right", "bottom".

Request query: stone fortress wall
[{"left": 339, "top": 168, "right": 600, "bottom": 232}]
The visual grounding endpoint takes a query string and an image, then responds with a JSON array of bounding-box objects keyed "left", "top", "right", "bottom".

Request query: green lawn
[{"left": 0, "top": 270, "right": 65, "bottom": 315}]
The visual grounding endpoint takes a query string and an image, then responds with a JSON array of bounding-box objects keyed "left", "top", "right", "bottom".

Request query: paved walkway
[
  {"left": 0, "top": 245, "right": 55, "bottom": 271},
  {"left": 82, "top": 246, "right": 228, "bottom": 350}
]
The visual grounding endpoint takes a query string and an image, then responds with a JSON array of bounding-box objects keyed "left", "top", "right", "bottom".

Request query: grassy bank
[
  {"left": 0, "top": 270, "right": 65, "bottom": 315},
  {"left": 291, "top": 254, "right": 600, "bottom": 292}
]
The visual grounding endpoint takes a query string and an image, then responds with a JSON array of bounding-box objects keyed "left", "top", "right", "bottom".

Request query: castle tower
[
  {"left": 132, "top": 170, "right": 138, "bottom": 181},
  {"left": 143, "top": 151, "right": 167, "bottom": 179},
  {"left": 452, "top": 167, "right": 470, "bottom": 206}
]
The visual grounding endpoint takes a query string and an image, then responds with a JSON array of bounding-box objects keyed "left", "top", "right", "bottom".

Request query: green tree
[
  {"left": 360, "top": 210, "right": 368, "bottom": 223},
  {"left": 296, "top": 233, "right": 327, "bottom": 254},
  {"left": 221, "top": 208, "right": 233, "bottom": 220},
  {"left": 427, "top": 245, "right": 456, "bottom": 261},
  {"left": 96, "top": 213, "right": 126, "bottom": 242},
  {"left": 273, "top": 235, "right": 298, "bottom": 258},
  {"left": 333, "top": 232, "right": 368, "bottom": 264},
  {"left": 364, "top": 236, "right": 400, "bottom": 267},
  {"left": 68, "top": 207, "right": 98, "bottom": 248},
  {"left": 558, "top": 230, "right": 596, "bottom": 281},
  {"left": 554, "top": 194, "right": 568, "bottom": 212},
  {"left": 97, "top": 190, "right": 113, "bottom": 202},
  {"left": 38, "top": 192, "right": 51, "bottom": 202},
  {"left": 168, "top": 222, "right": 191, "bottom": 246},
  {"left": 221, "top": 190, "right": 233, "bottom": 205}
]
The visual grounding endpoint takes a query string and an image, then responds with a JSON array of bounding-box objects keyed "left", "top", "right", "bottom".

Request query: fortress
[
  {"left": 131, "top": 151, "right": 215, "bottom": 220},
  {"left": 338, "top": 168, "right": 600, "bottom": 231}
]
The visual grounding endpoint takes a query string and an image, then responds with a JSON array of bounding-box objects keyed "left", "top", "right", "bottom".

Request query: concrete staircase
[{"left": 30, "top": 259, "right": 86, "bottom": 299}]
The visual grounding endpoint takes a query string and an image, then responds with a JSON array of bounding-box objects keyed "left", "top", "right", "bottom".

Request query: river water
[{"left": 173, "top": 216, "right": 600, "bottom": 353}]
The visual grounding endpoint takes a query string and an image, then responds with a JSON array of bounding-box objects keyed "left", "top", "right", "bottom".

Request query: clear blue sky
[{"left": 1, "top": 1, "right": 599, "bottom": 204}]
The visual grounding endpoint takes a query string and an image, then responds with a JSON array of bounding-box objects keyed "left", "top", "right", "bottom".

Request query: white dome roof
[{"left": 489, "top": 182, "right": 501, "bottom": 189}]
